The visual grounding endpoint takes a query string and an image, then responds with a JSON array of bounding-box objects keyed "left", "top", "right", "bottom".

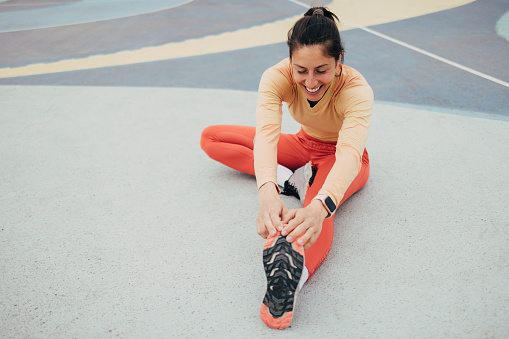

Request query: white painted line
[
  {"left": 286, "top": 0, "right": 311, "bottom": 8},
  {"left": 288, "top": 0, "right": 509, "bottom": 89},
  {"left": 348, "top": 21, "right": 509, "bottom": 88}
]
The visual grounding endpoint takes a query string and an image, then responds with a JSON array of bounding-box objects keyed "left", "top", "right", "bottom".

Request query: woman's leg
[
  {"left": 303, "top": 149, "right": 370, "bottom": 278},
  {"left": 200, "top": 125, "right": 258, "bottom": 175},
  {"left": 202, "top": 125, "right": 371, "bottom": 277},
  {"left": 200, "top": 125, "right": 309, "bottom": 175}
]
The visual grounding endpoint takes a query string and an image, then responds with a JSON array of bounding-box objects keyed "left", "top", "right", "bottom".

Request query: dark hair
[{"left": 287, "top": 7, "right": 344, "bottom": 62}]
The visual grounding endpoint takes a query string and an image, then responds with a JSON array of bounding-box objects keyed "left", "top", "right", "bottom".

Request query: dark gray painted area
[
  {"left": 0, "top": 0, "right": 305, "bottom": 68},
  {"left": 370, "top": 0, "right": 509, "bottom": 82},
  {"left": 342, "top": 28, "right": 509, "bottom": 117}
]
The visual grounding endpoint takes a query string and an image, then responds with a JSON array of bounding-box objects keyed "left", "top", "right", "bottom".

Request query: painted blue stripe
[
  {"left": 496, "top": 11, "right": 509, "bottom": 42},
  {"left": 0, "top": 0, "right": 193, "bottom": 33}
]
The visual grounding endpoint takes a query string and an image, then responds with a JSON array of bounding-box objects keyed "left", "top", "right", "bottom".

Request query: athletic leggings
[{"left": 200, "top": 125, "right": 370, "bottom": 278}]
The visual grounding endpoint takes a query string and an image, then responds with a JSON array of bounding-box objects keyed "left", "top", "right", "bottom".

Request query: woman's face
[{"left": 291, "top": 45, "right": 340, "bottom": 102}]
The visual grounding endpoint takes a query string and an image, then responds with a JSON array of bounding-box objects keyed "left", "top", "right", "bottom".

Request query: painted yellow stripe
[{"left": 0, "top": 0, "right": 474, "bottom": 78}]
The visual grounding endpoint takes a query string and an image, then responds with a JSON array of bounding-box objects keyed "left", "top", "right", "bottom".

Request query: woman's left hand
[{"left": 281, "top": 200, "right": 328, "bottom": 250}]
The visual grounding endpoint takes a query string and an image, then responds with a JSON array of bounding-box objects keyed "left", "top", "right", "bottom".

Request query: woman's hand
[
  {"left": 281, "top": 200, "right": 328, "bottom": 250},
  {"left": 257, "top": 182, "right": 288, "bottom": 239}
]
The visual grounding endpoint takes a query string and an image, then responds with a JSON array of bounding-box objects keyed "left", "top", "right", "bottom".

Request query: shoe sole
[{"left": 260, "top": 232, "right": 304, "bottom": 329}]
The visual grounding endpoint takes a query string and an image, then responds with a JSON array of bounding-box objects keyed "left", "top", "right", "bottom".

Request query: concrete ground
[{"left": 1, "top": 0, "right": 508, "bottom": 337}]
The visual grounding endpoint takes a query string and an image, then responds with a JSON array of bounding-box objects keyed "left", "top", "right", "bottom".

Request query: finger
[
  {"left": 281, "top": 205, "right": 290, "bottom": 219},
  {"left": 258, "top": 228, "right": 268, "bottom": 239},
  {"left": 257, "top": 217, "right": 268, "bottom": 238},
  {"left": 266, "top": 214, "right": 279, "bottom": 236},
  {"left": 282, "top": 209, "right": 296, "bottom": 224},
  {"left": 277, "top": 205, "right": 290, "bottom": 232},
  {"left": 282, "top": 216, "right": 305, "bottom": 238},
  {"left": 258, "top": 213, "right": 271, "bottom": 237},
  {"left": 295, "top": 226, "right": 314, "bottom": 246},
  {"left": 283, "top": 211, "right": 305, "bottom": 235},
  {"left": 303, "top": 231, "right": 320, "bottom": 250},
  {"left": 286, "top": 222, "right": 310, "bottom": 243},
  {"left": 271, "top": 214, "right": 283, "bottom": 233}
]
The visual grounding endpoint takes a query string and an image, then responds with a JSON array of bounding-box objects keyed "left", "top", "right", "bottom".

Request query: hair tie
[{"left": 312, "top": 8, "right": 324, "bottom": 16}]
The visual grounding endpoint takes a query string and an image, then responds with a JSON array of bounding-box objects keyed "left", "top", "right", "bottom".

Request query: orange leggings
[{"left": 200, "top": 125, "right": 370, "bottom": 278}]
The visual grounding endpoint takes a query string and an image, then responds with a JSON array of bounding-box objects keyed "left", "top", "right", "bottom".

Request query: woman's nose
[{"left": 305, "top": 75, "right": 318, "bottom": 89}]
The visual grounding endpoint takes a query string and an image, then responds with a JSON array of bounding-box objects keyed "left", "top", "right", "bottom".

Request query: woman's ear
[
  {"left": 337, "top": 52, "right": 343, "bottom": 65},
  {"left": 335, "top": 56, "right": 342, "bottom": 75}
]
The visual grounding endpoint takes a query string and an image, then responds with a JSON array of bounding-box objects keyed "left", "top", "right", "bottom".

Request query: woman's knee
[{"left": 200, "top": 125, "right": 220, "bottom": 154}]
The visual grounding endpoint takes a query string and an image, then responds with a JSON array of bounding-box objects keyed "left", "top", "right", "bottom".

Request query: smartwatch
[{"left": 313, "top": 194, "right": 337, "bottom": 218}]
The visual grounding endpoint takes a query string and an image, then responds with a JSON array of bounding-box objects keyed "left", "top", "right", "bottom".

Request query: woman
[{"left": 201, "top": 7, "right": 373, "bottom": 329}]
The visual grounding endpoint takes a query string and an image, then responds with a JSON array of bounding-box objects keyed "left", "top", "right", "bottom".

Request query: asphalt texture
[{"left": 1, "top": 0, "right": 508, "bottom": 337}]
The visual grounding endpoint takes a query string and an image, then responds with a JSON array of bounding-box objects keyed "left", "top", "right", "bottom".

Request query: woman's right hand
[{"left": 257, "top": 182, "right": 288, "bottom": 239}]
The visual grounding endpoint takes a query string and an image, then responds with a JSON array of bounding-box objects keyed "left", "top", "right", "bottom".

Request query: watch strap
[{"left": 313, "top": 194, "right": 336, "bottom": 219}]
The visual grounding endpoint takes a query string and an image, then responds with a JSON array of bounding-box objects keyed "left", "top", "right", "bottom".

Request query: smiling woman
[
  {"left": 288, "top": 8, "right": 344, "bottom": 105},
  {"left": 291, "top": 46, "right": 339, "bottom": 105},
  {"left": 200, "top": 6, "right": 373, "bottom": 330}
]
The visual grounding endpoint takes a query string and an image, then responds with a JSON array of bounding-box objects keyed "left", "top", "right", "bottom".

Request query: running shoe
[
  {"left": 260, "top": 231, "right": 305, "bottom": 329},
  {"left": 281, "top": 162, "right": 317, "bottom": 203}
]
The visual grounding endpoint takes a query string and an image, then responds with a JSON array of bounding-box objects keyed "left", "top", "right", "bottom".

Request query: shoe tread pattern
[{"left": 262, "top": 236, "right": 304, "bottom": 318}]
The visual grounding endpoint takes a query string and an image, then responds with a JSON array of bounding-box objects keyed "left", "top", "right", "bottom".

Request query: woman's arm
[
  {"left": 254, "top": 61, "right": 294, "bottom": 238},
  {"left": 319, "top": 85, "right": 373, "bottom": 204},
  {"left": 282, "top": 84, "right": 374, "bottom": 249},
  {"left": 257, "top": 182, "right": 288, "bottom": 238}
]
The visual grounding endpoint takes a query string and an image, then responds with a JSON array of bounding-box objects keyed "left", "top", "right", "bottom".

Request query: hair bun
[{"left": 312, "top": 8, "right": 324, "bottom": 16}]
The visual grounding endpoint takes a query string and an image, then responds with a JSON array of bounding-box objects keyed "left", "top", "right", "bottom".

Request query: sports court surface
[{"left": 1, "top": 0, "right": 508, "bottom": 337}]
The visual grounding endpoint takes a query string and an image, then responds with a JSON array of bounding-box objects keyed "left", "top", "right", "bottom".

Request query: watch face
[{"left": 324, "top": 196, "right": 336, "bottom": 212}]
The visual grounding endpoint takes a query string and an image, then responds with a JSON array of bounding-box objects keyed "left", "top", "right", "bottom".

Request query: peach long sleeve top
[{"left": 254, "top": 58, "right": 374, "bottom": 205}]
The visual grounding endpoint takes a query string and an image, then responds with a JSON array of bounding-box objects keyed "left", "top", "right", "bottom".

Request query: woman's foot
[
  {"left": 260, "top": 231, "right": 305, "bottom": 329},
  {"left": 280, "top": 162, "right": 317, "bottom": 203},
  {"left": 277, "top": 164, "right": 294, "bottom": 189}
]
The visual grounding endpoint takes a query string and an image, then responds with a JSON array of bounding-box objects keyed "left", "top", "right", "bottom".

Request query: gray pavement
[
  {"left": 2, "top": 86, "right": 508, "bottom": 337},
  {"left": 1, "top": 0, "right": 509, "bottom": 337}
]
